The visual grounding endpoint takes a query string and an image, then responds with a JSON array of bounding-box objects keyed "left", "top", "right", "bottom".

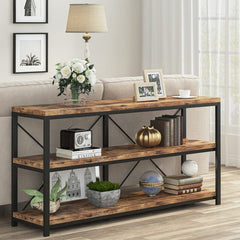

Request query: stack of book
[
  {"left": 163, "top": 175, "right": 203, "bottom": 195},
  {"left": 56, "top": 147, "right": 102, "bottom": 159},
  {"left": 151, "top": 114, "right": 183, "bottom": 147}
]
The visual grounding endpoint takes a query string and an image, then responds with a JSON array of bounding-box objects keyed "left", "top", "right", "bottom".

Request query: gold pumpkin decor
[{"left": 135, "top": 126, "right": 161, "bottom": 147}]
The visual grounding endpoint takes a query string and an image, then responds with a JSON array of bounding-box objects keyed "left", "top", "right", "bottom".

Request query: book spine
[
  {"left": 178, "top": 177, "right": 203, "bottom": 185},
  {"left": 173, "top": 118, "right": 178, "bottom": 146},
  {"left": 178, "top": 187, "right": 201, "bottom": 195},
  {"left": 56, "top": 152, "right": 101, "bottom": 159},
  {"left": 180, "top": 115, "right": 183, "bottom": 144},
  {"left": 164, "top": 182, "right": 202, "bottom": 190},
  {"left": 164, "top": 121, "right": 170, "bottom": 147},
  {"left": 176, "top": 116, "right": 181, "bottom": 145},
  {"left": 56, "top": 148, "right": 102, "bottom": 156},
  {"left": 169, "top": 119, "right": 174, "bottom": 146}
]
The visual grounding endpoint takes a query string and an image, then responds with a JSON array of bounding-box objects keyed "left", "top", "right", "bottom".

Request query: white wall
[{"left": 0, "top": 0, "right": 142, "bottom": 83}]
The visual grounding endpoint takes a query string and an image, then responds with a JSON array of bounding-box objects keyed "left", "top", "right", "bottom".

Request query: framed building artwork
[
  {"left": 13, "top": 33, "right": 48, "bottom": 74},
  {"left": 143, "top": 69, "right": 166, "bottom": 98},
  {"left": 134, "top": 82, "right": 158, "bottom": 102},
  {"left": 13, "top": 0, "right": 48, "bottom": 23},
  {"left": 50, "top": 167, "right": 97, "bottom": 203}
]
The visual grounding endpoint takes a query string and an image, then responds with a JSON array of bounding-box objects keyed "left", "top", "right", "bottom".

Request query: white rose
[
  {"left": 77, "top": 75, "right": 85, "bottom": 83},
  {"left": 61, "top": 66, "right": 72, "bottom": 79},
  {"left": 86, "top": 70, "right": 96, "bottom": 86},
  {"left": 54, "top": 72, "right": 62, "bottom": 81},
  {"left": 71, "top": 58, "right": 81, "bottom": 64},
  {"left": 72, "top": 62, "right": 86, "bottom": 74},
  {"left": 72, "top": 73, "right": 77, "bottom": 79}
]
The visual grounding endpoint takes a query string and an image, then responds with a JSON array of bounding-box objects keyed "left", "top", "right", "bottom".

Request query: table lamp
[{"left": 66, "top": 4, "right": 108, "bottom": 60}]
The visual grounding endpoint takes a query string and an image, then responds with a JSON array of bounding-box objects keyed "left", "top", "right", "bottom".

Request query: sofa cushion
[
  {"left": 100, "top": 75, "right": 199, "bottom": 100},
  {"left": 0, "top": 80, "right": 104, "bottom": 117}
]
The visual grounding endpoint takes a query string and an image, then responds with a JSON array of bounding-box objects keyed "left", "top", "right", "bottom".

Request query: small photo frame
[
  {"left": 13, "top": 33, "right": 48, "bottom": 74},
  {"left": 134, "top": 82, "right": 158, "bottom": 102},
  {"left": 143, "top": 69, "right": 166, "bottom": 98},
  {"left": 13, "top": 0, "right": 48, "bottom": 23}
]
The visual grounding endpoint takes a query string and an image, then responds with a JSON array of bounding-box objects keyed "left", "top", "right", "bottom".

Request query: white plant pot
[{"left": 32, "top": 199, "right": 60, "bottom": 214}]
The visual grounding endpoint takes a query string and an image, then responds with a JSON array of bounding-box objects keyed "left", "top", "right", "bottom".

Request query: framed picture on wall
[
  {"left": 143, "top": 69, "right": 166, "bottom": 98},
  {"left": 50, "top": 167, "right": 97, "bottom": 203},
  {"left": 134, "top": 82, "right": 158, "bottom": 102},
  {"left": 13, "top": 33, "right": 48, "bottom": 74},
  {"left": 13, "top": 0, "right": 48, "bottom": 23}
]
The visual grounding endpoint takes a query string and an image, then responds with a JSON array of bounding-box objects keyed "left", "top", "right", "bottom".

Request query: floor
[{"left": 1, "top": 165, "right": 240, "bottom": 240}]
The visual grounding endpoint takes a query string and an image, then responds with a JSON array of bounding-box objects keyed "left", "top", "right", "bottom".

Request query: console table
[{"left": 11, "top": 96, "right": 221, "bottom": 237}]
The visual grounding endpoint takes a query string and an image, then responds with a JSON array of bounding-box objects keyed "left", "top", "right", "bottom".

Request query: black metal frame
[
  {"left": 13, "top": 33, "right": 48, "bottom": 74},
  {"left": 13, "top": 0, "right": 48, "bottom": 24},
  {"left": 11, "top": 102, "right": 221, "bottom": 237}
]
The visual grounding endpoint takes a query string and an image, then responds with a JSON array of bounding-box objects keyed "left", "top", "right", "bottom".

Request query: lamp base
[{"left": 83, "top": 33, "right": 91, "bottom": 61}]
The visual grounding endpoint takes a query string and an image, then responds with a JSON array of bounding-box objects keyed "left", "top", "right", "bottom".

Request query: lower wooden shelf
[{"left": 13, "top": 189, "right": 216, "bottom": 227}]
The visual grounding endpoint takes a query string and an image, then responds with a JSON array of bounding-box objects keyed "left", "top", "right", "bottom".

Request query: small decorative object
[
  {"left": 179, "top": 89, "right": 191, "bottom": 98},
  {"left": 50, "top": 168, "right": 97, "bottom": 202},
  {"left": 182, "top": 160, "right": 198, "bottom": 177},
  {"left": 135, "top": 126, "right": 161, "bottom": 147},
  {"left": 13, "top": 0, "right": 48, "bottom": 23},
  {"left": 143, "top": 69, "right": 166, "bottom": 98},
  {"left": 139, "top": 171, "right": 164, "bottom": 196},
  {"left": 52, "top": 58, "right": 96, "bottom": 105},
  {"left": 60, "top": 128, "right": 92, "bottom": 150},
  {"left": 22, "top": 178, "right": 69, "bottom": 213},
  {"left": 66, "top": 4, "right": 108, "bottom": 60},
  {"left": 134, "top": 82, "right": 158, "bottom": 102},
  {"left": 86, "top": 180, "right": 120, "bottom": 208},
  {"left": 13, "top": 33, "right": 48, "bottom": 73}
]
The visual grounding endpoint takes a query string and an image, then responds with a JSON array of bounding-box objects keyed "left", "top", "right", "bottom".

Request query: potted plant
[
  {"left": 52, "top": 58, "right": 97, "bottom": 105},
  {"left": 86, "top": 180, "right": 121, "bottom": 208},
  {"left": 23, "top": 178, "right": 69, "bottom": 214}
]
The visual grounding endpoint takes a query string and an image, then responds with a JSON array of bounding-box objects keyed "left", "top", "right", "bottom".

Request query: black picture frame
[
  {"left": 13, "top": 33, "right": 48, "bottom": 74},
  {"left": 13, "top": 0, "right": 48, "bottom": 24}
]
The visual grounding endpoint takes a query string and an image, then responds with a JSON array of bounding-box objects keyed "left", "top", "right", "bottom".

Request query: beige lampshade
[{"left": 66, "top": 4, "right": 108, "bottom": 33}]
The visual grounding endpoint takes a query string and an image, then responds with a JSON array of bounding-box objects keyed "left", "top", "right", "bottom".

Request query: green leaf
[
  {"left": 22, "top": 189, "right": 43, "bottom": 197},
  {"left": 50, "top": 178, "right": 60, "bottom": 202},
  {"left": 30, "top": 196, "right": 43, "bottom": 207},
  {"left": 60, "top": 195, "right": 71, "bottom": 199},
  {"left": 56, "top": 183, "right": 68, "bottom": 200}
]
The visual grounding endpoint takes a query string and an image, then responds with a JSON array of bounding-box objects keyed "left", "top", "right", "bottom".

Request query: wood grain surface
[
  {"left": 12, "top": 96, "right": 220, "bottom": 116},
  {"left": 13, "top": 139, "right": 216, "bottom": 170},
  {"left": 13, "top": 188, "right": 215, "bottom": 227}
]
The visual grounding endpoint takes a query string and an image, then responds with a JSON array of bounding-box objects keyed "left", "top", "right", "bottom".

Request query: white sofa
[{"left": 0, "top": 75, "right": 209, "bottom": 205}]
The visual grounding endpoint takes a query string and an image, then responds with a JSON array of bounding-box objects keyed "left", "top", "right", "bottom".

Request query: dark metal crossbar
[
  {"left": 109, "top": 116, "right": 167, "bottom": 186},
  {"left": 18, "top": 123, "right": 43, "bottom": 149},
  {"left": 88, "top": 116, "right": 102, "bottom": 130},
  {"left": 22, "top": 184, "right": 44, "bottom": 211}
]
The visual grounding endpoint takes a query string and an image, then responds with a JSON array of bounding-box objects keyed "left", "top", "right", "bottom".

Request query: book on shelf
[
  {"left": 162, "top": 115, "right": 183, "bottom": 146},
  {"left": 164, "top": 182, "right": 202, "bottom": 190},
  {"left": 56, "top": 147, "right": 102, "bottom": 159},
  {"left": 163, "top": 175, "right": 203, "bottom": 186},
  {"left": 153, "top": 118, "right": 171, "bottom": 147},
  {"left": 151, "top": 114, "right": 183, "bottom": 147},
  {"left": 164, "top": 186, "right": 201, "bottom": 195},
  {"left": 156, "top": 116, "right": 174, "bottom": 146}
]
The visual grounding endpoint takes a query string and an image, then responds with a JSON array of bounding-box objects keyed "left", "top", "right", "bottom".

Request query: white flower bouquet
[{"left": 52, "top": 58, "right": 96, "bottom": 102}]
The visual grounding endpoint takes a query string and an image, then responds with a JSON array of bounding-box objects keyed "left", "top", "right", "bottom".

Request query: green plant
[
  {"left": 87, "top": 180, "right": 120, "bottom": 192},
  {"left": 23, "top": 178, "right": 69, "bottom": 207}
]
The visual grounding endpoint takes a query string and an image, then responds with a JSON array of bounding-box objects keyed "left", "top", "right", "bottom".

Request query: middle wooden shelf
[{"left": 13, "top": 139, "right": 216, "bottom": 172}]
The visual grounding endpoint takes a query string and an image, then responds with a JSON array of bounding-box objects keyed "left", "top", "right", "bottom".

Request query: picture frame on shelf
[
  {"left": 143, "top": 69, "right": 166, "bottom": 98},
  {"left": 134, "top": 82, "right": 158, "bottom": 102},
  {"left": 13, "top": 33, "right": 48, "bottom": 74},
  {"left": 13, "top": 0, "right": 48, "bottom": 23},
  {"left": 50, "top": 167, "right": 97, "bottom": 203}
]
